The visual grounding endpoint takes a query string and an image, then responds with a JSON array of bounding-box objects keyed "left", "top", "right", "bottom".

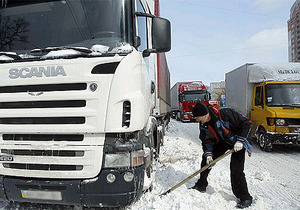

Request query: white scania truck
[{"left": 0, "top": 0, "right": 171, "bottom": 208}]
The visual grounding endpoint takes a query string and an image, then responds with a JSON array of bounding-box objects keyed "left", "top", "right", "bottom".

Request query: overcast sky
[{"left": 159, "top": 0, "right": 296, "bottom": 87}]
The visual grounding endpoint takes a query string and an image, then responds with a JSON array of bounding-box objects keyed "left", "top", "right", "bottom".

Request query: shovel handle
[{"left": 160, "top": 149, "right": 235, "bottom": 196}]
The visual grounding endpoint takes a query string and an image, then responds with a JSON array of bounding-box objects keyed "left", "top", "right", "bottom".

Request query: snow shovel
[{"left": 160, "top": 149, "right": 234, "bottom": 196}]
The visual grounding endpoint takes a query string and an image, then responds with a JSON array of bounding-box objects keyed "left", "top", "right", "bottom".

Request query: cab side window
[
  {"left": 255, "top": 86, "right": 263, "bottom": 106},
  {"left": 136, "top": 0, "right": 148, "bottom": 52}
]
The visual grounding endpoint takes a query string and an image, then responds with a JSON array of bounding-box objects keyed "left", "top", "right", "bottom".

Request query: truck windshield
[
  {"left": 0, "top": 0, "right": 132, "bottom": 59},
  {"left": 182, "top": 91, "right": 207, "bottom": 102},
  {"left": 266, "top": 83, "right": 300, "bottom": 107}
]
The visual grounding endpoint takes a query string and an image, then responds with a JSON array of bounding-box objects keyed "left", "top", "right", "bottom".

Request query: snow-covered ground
[
  {"left": 129, "top": 119, "right": 300, "bottom": 210},
  {"left": 1, "top": 119, "right": 299, "bottom": 210}
]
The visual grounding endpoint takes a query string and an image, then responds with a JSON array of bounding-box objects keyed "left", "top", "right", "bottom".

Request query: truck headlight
[
  {"left": 104, "top": 150, "right": 145, "bottom": 168},
  {"left": 104, "top": 153, "right": 131, "bottom": 168},
  {"left": 275, "top": 119, "right": 286, "bottom": 126},
  {"left": 267, "top": 118, "right": 287, "bottom": 126}
]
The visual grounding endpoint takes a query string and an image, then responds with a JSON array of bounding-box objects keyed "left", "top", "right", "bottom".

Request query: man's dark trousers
[{"left": 195, "top": 142, "right": 252, "bottom": 201}]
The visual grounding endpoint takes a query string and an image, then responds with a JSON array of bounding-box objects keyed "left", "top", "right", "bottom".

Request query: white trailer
[{"left": 170, "top": 82, "right": 180, "bottom": 111}]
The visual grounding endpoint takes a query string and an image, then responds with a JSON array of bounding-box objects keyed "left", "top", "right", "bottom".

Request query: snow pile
[
  {"left": 0, "top": 119, "right": 299, "bottom": 209},
  {"left": 129, "top": 119, "right": 300, "bottom": 210}
]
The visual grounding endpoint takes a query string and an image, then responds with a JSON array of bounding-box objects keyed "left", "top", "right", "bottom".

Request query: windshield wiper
[
  {"left": 31, "top": 46, "right": 92, "bottom": 55},
  {"left": 29, "top": 46, "right": 94, "bottom": 60}
]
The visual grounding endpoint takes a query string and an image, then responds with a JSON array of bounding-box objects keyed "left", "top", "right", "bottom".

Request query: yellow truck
[{"left": 225, "top": 63, "right": 300, "bottom": 151}]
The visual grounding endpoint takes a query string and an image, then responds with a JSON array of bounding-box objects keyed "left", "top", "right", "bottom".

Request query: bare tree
[{"left": 0, "top": 15, "right": 30, "bottom": 51}]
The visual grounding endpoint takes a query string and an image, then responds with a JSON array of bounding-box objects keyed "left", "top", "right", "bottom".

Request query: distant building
[
  {"left": 288, "top": 0, "right": 300, "bottom": 62},
  {"left": 209, "top": 81, "right": 225, "bottom": 106}
]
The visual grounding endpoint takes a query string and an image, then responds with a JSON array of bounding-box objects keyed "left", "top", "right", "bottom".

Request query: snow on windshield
[
  {"left": 38, "top": 43, "right": 133, "bottom": 59},
  {"left": 91, "top": 44, "right": 110, "bottom": 54},
  {"left": 41, "top": 49, "right": 83, "bottom": 59},
  {"left": 91, "top": 43, "right": 133, "bottom": 54},
  {"left": 111, "top": 43, "right": 133, "bottom": 54},
  {"left": 0, "top": 55, "right": 14, "bottom": 61}
]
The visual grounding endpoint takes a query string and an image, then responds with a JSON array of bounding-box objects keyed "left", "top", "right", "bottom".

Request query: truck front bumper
[
  {"left": 0, "top": 166, "right": 145, "bottom": 208},
  {"left": 266, "top": 132, "right": 300, "bottom": 144}
]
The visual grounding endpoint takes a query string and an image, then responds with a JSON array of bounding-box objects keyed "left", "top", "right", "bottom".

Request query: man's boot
[
  {"left": 237, "top": 199, "right": 252, "bottom": 209},
  {"left": 191, "top": 184, "right": 206, "bottom": 193}
]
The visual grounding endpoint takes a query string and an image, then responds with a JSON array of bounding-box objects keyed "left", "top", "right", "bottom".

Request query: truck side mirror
[
  {"left": 204, "top": 92, "right": 211, "bottom": 100},
  {"left": 136, "top": 12, "right": 171, "bottom": 57},
  {"left": 152, "top": 17, "right": 171, "bottom": 53},
  {"left": 178, "top": 94, "right": 183, "bottom": 102},
  {"left": 207, "top": 92, "right": 211, "bottom": 100}
]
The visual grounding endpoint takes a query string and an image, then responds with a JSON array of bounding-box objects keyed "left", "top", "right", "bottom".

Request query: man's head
[{"left": 192, "top": 102, "right": 211, "bottom": 124}]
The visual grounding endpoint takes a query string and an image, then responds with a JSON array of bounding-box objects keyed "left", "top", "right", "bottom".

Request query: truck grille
[
  {"left": 0, "top": 78, "right": 105, "bottom": 178},
  {"left": 1, "top": 149, "right": 84, "bottom": 157},
  {"left": 0, "top": 142, "right": 103, "bottom": 178},
  {"left": 0, "top": 100, "right": 86, "bottom": 109},
  {"left": 0, "top": 117, "right": 85, "bottom": 124},
  {"left": 287, "top": 118, "right": 300, "bottom": 126},
  {"left": 0, "top": 83, "right": 87, "bottom": 93},
  {"left": 3, "top": 163, "right": 83, "bottom": 171},
  {"left": 3, "top": 134, "right": 84, "bottom": 141}
]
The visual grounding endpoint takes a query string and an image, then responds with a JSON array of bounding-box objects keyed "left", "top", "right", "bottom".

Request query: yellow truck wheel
[{"left": 257, "top": 129, "right": 273, "bottom": 152}]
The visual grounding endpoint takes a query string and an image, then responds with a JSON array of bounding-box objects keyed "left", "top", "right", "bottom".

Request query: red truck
[{"left": 171, "top": 81, "right": 210, "bottom": 121}]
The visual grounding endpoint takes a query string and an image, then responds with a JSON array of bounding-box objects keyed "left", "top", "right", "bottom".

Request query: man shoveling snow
[{"left": 192, "top": 102, "right": 253, "bottom": 209}]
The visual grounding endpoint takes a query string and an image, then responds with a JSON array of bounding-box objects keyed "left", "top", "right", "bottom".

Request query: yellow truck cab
[
  {"left": 251, "top": 81, "right": 300, "bottom": 151},
  {"left": 226, "top": 63, "right": 300, "bottom": 151}
]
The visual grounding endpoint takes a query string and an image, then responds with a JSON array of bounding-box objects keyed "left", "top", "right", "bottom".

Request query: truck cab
[
  {"left": 251, "top": 81, "right": 300, "bottom": 151},
  {"left": 0, "top": 0, "right": 171, "bottom": 207},
  {"left": 171, "top": 81, "right": 210, "bottom": 122}
]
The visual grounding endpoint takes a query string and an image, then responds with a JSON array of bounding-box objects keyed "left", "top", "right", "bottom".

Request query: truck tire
[{"left": 257, "top": 129, "right": 272, "bottom": 152}]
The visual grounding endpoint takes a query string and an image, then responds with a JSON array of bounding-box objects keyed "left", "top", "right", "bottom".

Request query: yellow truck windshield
[{"left": 266, "top": 83, "right": 300, "bottom": 107}]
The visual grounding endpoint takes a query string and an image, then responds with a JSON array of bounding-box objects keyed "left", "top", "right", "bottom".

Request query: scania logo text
[{"left": 9, "top": 66, "right": 66, "bottom": 79}]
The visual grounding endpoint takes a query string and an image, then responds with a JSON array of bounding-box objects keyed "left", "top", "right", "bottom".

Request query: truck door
[{"left": 251, "top": 85, "right": 265, "bottom": 133}]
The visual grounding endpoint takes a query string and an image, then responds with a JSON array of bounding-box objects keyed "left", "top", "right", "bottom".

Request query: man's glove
[
  {"left": 206, "top": 156, "right": 214, "bottom": 169},
  {"left": 234, "top": 140, "right": 244, "bottom": 152}
]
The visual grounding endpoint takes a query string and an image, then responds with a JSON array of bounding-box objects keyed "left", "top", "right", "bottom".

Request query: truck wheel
[
  {"left": 257, "top": 129, "right": 272, "bottom": 152},
  {"left": 171, "top": 112, "right": 176, "bottom": 119}
]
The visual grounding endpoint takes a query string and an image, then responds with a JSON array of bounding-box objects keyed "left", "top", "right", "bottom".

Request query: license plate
[{"left": 21, "top": 190, "right": 62, "bottom": 201}]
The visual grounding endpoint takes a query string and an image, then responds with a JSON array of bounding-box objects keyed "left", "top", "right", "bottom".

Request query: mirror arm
[
  {"left": 135, "top": 12, "right": 156, "bottom": 18},
  {"left": 142, "top": 49, "right": 157, "bottom": 57}
]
